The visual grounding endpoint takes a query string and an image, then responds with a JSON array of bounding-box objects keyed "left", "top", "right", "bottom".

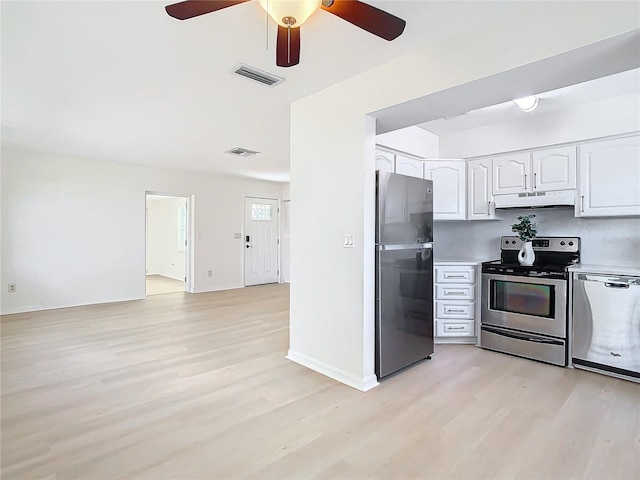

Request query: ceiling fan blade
[
  {"left": 321, "top": 1, "right": 405, "bottom": 41},
  {"left": 165, "top": 0, "right": 250, "bottom": 20},
  {"left": 276, "top": 25, "right": 301, "bottom": 68}
]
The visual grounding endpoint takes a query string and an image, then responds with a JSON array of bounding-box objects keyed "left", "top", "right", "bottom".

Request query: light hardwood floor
[
  {"left": 2, "top": 284, "right": 639, "bottom": 479},
  {"left": 146, "top": 275, "right": 185, "bottom": 296}
]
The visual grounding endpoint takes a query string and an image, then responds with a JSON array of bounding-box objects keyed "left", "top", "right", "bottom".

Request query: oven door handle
[{"left": 481, "top": 326, "right": 564, "bottom": 345}]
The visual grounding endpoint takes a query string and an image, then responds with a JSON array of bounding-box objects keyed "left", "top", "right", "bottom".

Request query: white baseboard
[
  {"left": 286, "top": 349, "right": 379, "bottom": 392},
  {"left": 191, "top": 284, "right": 244, "bottom": 294},
  {"left": 1, "top": 296, "right": 144, "bottom": 315}
]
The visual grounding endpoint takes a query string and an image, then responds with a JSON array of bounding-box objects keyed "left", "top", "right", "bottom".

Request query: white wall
[
  {"left": 0, "top": 147, "right": 283, "bottom": 314},
  {"left": 434, "top": 208, "right": 640, "bottom": 266},
  {"left": 439, "top": 93, "right": 640, "bottom": 158},
  {"left": 289, "top": 3, "right": 639, "bottom": 390},
  {"left": 146, "top": 195, "right": 186, "bottom": 281},
  {"left": 281, "top": 183, "right": 290, "bottom": 201},
  {"left": 375, "top": 126, "right": 439, "bottom": 158}
]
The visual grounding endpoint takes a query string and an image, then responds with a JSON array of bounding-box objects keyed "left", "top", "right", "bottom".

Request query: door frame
[
  {"left": 145, "top": 191, "right": 195, "bottom": 294},
  {"left": 243, "top": 196, "right": 281, "bottom": 286}
]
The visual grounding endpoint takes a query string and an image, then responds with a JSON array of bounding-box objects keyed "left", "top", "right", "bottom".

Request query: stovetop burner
[{"left": 482, "top": 236, "right": 580, "bottom": 279}]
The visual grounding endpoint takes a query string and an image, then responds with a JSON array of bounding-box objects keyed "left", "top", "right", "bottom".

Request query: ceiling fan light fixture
[
  {"left": 258, "top": 0, "right": 321, "bottom": 27},
  {"left": 513, "top": 95, "right": 540, "bottom": 112}
]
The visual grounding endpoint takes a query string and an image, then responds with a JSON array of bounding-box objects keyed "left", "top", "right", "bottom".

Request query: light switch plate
[{"left": 344, "top": 235, "right": 354, "bottom": 248}]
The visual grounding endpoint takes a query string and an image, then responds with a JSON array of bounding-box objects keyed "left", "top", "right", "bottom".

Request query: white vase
[{"left": 518, "top": 241, "right": 535, "bottom": 266}]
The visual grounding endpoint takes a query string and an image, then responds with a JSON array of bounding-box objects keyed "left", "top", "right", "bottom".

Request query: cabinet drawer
[
  {"left": 436, "top": 301, "right": 474, "bottom": 319},
  {"left": 436, "top": 284, "right": 475, "bottom": 300},
  {"left": 436, "top": 320, "right": 475, "bottom": 337},
  {"left": 435, "top": 266, "right": 476, "bottom": 284}
]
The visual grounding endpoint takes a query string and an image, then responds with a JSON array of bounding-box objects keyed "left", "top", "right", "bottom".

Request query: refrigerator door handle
[{"left": 378, "top": 242, "right": 433, "bottom": 251}]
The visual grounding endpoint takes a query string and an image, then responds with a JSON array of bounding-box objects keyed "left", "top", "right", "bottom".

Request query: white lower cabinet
[{"left": 434, "top": 263, "right": 479, "bottom": 344}]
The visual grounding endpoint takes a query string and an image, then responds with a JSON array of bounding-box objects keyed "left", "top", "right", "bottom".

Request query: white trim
[
  {"left": 374, "top": 144, "right": 424, "bottom": 160},
  {"left": 286, "top": 349, "right": 380, "bottom": 392},
  {"left": 464, "top": 130, "right": 640, "bottom": 161},
  {"left": 1, "top": 296, "right": 144, "bottom": 315},
  {"left": 191, "top": 284, "right": 244, "bottom": 294}
]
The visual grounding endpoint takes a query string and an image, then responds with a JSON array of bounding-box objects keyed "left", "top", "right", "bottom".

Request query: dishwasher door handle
[
  {"left": 605, "top": 282, "right": 630, "bottom": 289},
  {"left": 575, "top": 273, "right": 639, "bottom": 285}
]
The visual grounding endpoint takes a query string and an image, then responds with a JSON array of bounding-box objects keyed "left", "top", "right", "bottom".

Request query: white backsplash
[{"left": 434, "top": 207, "right": 640, "bottom": 267}]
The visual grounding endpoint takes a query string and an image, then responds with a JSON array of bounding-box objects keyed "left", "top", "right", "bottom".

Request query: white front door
[{"left": 244, "top": 197, "right": 279, "bottom": 286}]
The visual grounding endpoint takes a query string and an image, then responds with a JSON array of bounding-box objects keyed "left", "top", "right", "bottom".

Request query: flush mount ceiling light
[{"left": 513, "top": 95, "right": 540, "bottom": 112}]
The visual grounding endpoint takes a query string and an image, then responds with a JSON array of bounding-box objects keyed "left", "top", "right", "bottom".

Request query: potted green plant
[{"left": 511, "top": 214, "right": 538, "bottom": 265}]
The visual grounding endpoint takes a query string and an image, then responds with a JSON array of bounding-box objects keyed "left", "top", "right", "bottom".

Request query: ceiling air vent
[
  {"left": 443, "top": 112, "right": 470, "bottom": 120},
  {"left": 225, "top": 147, "right": 260, "bottom": 157},
  {"left": 232, "top": 63, "right": 285, "bottom": 87}
]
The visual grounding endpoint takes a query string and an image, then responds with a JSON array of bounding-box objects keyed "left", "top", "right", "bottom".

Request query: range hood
[{"left": 494, "top": 190, "right": 576, "bottom": 209}]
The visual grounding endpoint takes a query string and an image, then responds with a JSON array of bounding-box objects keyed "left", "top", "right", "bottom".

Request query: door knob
[{"left": 246, "top": 245, "right": 253, "bottom": 248}]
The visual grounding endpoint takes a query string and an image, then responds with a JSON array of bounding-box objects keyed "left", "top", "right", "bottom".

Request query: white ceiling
[
  {"left": 3, "top": 2, "right": 637, "bottom": 183},
  {"left": 417, "top": 68, "right": 640, "bottom": 136},
  {"left": 2, "top": 0, "right": 537, "bottom": 182}
]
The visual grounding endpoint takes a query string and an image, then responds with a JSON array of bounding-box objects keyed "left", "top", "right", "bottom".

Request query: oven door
[{"left": 481, "top": 273, "right": 567, "bottom": 338}]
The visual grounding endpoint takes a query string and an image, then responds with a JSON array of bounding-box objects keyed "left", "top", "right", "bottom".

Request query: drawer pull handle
[
  {"left": 444, "top": 274, "right": 466, "bottom": 279},
  {"left": 444, "top": 291, "right": 466, "bottom": 296},
  {"left": 447, "top": 309, "right": 466, "bottom": 313},
  {"left": 447, "top": 326, "right": 466, "bottom": 330}
]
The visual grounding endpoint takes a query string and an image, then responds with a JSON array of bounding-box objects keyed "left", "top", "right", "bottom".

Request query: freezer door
[
  {"left": 376, "top": 245, "right": 434, "bottom": 378},
  {"left": 376, "top": 171, "right": 433, "bottom": 245}
]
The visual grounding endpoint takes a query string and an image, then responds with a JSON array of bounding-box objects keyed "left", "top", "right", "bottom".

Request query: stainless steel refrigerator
[{"left": 375, "top": 171, "right": 434, "bottom": 379}]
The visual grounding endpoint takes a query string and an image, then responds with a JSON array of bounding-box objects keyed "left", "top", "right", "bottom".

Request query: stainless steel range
[{"left": 480, "top": 236, "right": 580, "bottom": 366}]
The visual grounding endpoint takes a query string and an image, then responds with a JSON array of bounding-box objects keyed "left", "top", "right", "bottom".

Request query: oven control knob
[
  {"left": 505, "top": 240, "right": 509, "bottom": 244},
  {"left": 569, "top": 241, "right": 574, "bottom": 246},
  {"left": 512, "top": 241, "right": 516, "bottom": 244},
  {"left": 560, "top": 241, "right": 565, "bottom": 246}
]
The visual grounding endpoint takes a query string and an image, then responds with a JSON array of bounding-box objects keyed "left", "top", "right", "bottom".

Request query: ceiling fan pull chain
[
  {"left": 266, "top": 0, "right": 269, "bottom": 51},
  {"left": 287, "top": 24, "right": 291, "bottom": 63}
]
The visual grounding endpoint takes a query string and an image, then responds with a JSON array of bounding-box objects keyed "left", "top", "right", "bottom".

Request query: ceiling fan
[{"left": 165, "top": 0, "right": 406, "bottom": 67}]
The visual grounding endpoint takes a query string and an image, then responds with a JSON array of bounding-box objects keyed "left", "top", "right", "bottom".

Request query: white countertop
[
  {"left": 433, "top": 260, "right": 484, "bottom": 266},
  {"left": 568, "top": 264, "right": 640, "bottom": 277}
]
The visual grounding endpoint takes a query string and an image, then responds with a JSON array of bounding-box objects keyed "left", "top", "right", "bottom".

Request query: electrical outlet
[
  {"left": 208, "top": 270, "right": 213, "bottom": 277},
  {"left": 8, "top": 283, "right": 16, "bottom": 293}
]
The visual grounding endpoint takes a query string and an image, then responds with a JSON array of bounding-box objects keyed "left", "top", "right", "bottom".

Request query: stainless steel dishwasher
[{"left": 572, "top": 272, "right": 640, "bottom": 382}]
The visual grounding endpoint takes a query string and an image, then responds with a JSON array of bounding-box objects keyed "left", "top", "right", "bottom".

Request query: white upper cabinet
[
  {"left": 395, "top": 154, "right": 423, "bottom": 179},
  {"left": 467, "top": 158, "right": 495, "bottom": 220},
  {"left": 493, "top": 148, "right": 577, "bottom": 195},
  {"left": 577, "top": 135, "right": 640, "bottom": 217},
  {"left": 532, "top": 146, "right": 577, "bottom": 191},
  {"left": 492, "top": 152, "right": 531, "bottom": 194},
  {"left": 375, "top": 147, "right": 395, "bottom": 174},
  {"left": 423, "top": 160, "right": 466, "bottom": 220},
  {"left": 375, "top": 147, "right": 423, "bottom": 178}
]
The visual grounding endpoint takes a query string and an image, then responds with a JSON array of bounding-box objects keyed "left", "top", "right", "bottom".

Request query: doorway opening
[
  {"left": 244, "top": 196, "right": 279, "bottom": 286},
  {"left": 146, "top": 193, "right": 191, "bottom": 296}
]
